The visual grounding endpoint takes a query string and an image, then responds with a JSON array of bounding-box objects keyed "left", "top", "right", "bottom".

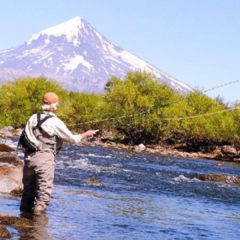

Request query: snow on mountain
[{"left": 0, "top": 16, "right": 193, "bottom": 93}]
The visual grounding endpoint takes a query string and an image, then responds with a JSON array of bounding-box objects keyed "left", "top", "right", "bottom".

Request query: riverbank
[
  {"left": 1, "top": 126, "right": 240, "bottom": 163},
  {"left": 75, "top": 129, "right": 240, "bottom": 162}
]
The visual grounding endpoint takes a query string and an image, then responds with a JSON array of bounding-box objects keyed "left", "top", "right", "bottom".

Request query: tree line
[{"left": 1, "top": 71, "right": 240, "bottom": 148}]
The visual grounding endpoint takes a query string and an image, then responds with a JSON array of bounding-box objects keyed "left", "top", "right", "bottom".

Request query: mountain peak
[
  {"left": 0, "top": 17, "right": 193, "bottom": 94},
  {"left": 27, "top": 16, "right": 86, "bottom": 45}
]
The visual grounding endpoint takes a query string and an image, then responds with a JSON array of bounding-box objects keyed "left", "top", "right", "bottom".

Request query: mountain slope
[{"left": 0, "top": 16, "right": 193, "bottom": 93}]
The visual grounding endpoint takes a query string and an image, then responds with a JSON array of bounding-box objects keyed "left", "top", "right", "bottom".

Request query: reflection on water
[
  {"left": 18, "top": 213, "right": 52, "bottom": 240},
  {"left": 1, "top": 143, "right": 240, "bottom": 239}
]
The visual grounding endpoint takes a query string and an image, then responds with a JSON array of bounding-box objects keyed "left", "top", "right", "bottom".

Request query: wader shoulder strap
[
  {"left": 17, "top": 114, "right": 55, "bottom": 152},
  {"left": 33, "top": 113, "right": 54, "bottom": 131}
]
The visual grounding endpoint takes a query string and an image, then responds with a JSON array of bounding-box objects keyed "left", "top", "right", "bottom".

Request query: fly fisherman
[{"left": 19, "top": 92, "right": 98, "bottom": 215}]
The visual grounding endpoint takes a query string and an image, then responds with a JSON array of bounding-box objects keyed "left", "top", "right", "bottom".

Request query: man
[{"left": 20, "top": 92, "right": 98, "bottom": 215}]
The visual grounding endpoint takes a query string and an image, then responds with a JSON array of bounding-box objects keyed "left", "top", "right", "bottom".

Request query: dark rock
[
  {"left": 0, "top": 144, "right": 15, "bottom": 152},
  {"left": 0, "top": 152, "right": 22, "bottom": 165}
]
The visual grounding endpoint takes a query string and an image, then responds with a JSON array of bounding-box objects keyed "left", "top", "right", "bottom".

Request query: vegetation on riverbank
[{"left": 0, "top": 71, "right": 240, "bottom": 151}]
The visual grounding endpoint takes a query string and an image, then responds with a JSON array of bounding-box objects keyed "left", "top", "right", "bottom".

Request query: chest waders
[{"left": 18, "top": 113, "right": 61, "bottom": 154}]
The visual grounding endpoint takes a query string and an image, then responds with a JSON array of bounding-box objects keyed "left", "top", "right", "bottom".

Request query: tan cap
[{"left": 42, "top": 92, "right": 59, "bottom": 104}]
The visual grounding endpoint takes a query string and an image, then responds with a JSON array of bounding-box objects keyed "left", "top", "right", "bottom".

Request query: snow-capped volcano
[{"left": 0, "top": 16, "right": 193, "bottom": 93}]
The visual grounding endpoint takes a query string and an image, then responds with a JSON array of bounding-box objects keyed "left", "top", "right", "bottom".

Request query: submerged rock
[
  {"left": 10, "top": 185, "right": 23, "bottom": 197},
  {"left": 0, "top": 225, "right": 11, "bottom": 239},
  {"left": 67, "top": 190, "right": 100, "bottom": 197},
  {"left": 215, "top": 162, "right": 225, "bottom": 167},
  {"left": 0, "top": 166, "right": 23, "bottom": 194},
  {"left": 85, "top": 178, "right": 103, "bottom": 183},
  {"left": 0, "top": 214, "right": 34, "bottom": 230},
  {"left": 198, "top": 174, "right": 240, "bottom": 184}
]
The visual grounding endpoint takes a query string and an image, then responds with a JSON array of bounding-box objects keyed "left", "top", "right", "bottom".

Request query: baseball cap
[{"left": 42, "top": 92, "right": 59, "bottom": 104}]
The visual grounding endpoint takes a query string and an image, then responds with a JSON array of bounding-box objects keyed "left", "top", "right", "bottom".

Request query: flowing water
[{"left": 1, "top": 139, "right": 240, "bottom": 239}]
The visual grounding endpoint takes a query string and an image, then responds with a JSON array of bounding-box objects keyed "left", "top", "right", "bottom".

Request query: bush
[
  {"left": 0, "top": 72, "right": 238, "bottom": 148},
  {"left": 104, "top": 71, "right": 181, "bottom": 143},
  {"left": 0, "top": 76, "right": 68, "bottom": 128},
  {"left": 65, "top": 92, "right": 106, "bottom": 132}
]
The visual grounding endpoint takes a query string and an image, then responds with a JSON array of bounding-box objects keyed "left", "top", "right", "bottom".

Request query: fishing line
[
  {"left": 167, "top": 79, "right": 240, "bottom": 105},
  {"left": 70, "top": 79, "right": 240, "bottom": 126},
  {"left": 0, "top": 68, "right": 239, "bottom": 125},
  {"left": 160, "top": 107, "right": 240, "bottom": 121}
]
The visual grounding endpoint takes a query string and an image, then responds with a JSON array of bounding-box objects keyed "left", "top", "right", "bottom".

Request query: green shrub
[
  {"left": 65, "top": 92, "right": 106, "bottom": 132},
  {"left": 0, "top": 76, "right": 68, "bottom": 128},
  {"left": 0, "top": 72, "right": 238, "bottom": 148},
  {"left": 104, "top": 71, "right": 181, "bottom": 143}
]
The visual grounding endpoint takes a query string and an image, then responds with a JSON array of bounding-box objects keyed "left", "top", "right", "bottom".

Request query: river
[{"left": 1, "top": 139, "right": 240, "bottom": 239}]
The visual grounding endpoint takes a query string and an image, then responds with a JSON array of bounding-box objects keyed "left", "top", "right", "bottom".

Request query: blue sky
[{"left": 0, "top": 0, "right": 239, "bottom": 104}]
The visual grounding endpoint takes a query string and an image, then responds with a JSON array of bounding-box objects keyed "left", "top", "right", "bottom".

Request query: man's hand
[{"left": 81, "top": 130, "right": 99, "bottom": 139}]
